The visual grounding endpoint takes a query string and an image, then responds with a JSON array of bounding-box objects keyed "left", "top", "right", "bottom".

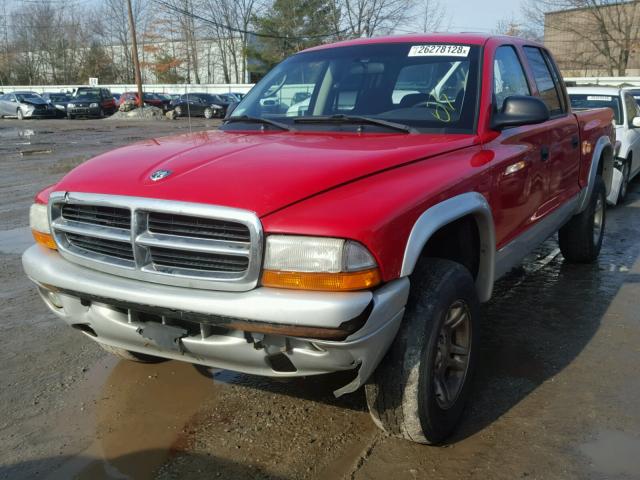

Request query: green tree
[
  {"left": 78, "top": 42, "right": 117, "bottom": 84},
  {"left": 248, "top": 0, "right": 338, "bottom": 78}
]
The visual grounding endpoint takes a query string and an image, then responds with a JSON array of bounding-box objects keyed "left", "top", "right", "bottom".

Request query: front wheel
[
  {"left": 174, "top": 105, "right": 182, "bottom": 117},
  {"left": 559, "top": 176, "right": 606, "bottom": 263},
  {"left": 617, "top": 159, "right": 630, "bottom": 205},
  {"left": 17, "top": 108, "right": 24, "bottom": 120},
  {"left": 365, "top": 258, "right": 479, "bottom": 444},
  {"left": 204, "top": 107, "right": 214, "bottom": 119}
]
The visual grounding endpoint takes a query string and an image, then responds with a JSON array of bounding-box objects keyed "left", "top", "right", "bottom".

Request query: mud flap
[{"left": 137, "top": 322, "right": 188, "bottom": 353}]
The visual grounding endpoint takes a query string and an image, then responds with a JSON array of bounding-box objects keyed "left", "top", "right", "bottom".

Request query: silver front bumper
[{"left": 23, "top": 245, "right": 409, "bottom": 396}]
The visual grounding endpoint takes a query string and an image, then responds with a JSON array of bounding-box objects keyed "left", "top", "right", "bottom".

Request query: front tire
[
  {"left": 174, "top": 105, "right": 182, "bottom": 117},
  {"left": 17, "top": 108, "right": 24, "bottom": 120},
  {"left": 616, "top": 159, "right": 630, "bottom": 205},
  {"left": 559, "top": 176, "right": 606, "bottom": 263},
  {"left": 204, "top": 107, "right": 214, "bottom": 119},
  {"left": 365, "top": 258, "right": 479, "bottom": 444}
]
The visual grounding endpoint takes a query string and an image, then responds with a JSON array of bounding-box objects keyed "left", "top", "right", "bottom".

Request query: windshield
[
  {"left": 226, "top": 43, "right": 480, "bottom": 133},
  {"left": 74, "top": 94, "right": 99, "bottom": 101},
  {"left": 569, "top": 94, "right": 622, "bottom": 125},
  {"left": 16, "top": 93, "right": 40, "bottom": 101},
  {"left": 48, "top": 94, "right": 69, "bottom": 101}
]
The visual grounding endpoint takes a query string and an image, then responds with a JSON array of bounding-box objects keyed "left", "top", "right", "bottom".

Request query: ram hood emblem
[{"left": 150, "top": 169, "right": 172, "bottom": 181}]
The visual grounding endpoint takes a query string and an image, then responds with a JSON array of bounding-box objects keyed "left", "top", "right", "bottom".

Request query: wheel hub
[{"left": 433, "top": 300, "right": 472, "bottom": 410}]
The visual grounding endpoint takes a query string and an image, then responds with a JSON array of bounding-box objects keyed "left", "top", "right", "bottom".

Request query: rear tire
[
  {"left": 559, "top": 176, "right": 606, "bottom": 263},
  {"left": 616, "top": 158, "right": 630, "bottom": 205},
  {"left": 99, "top": 343, "right": 168, "bottom": 363},
  {"left": 365, "top": 258, "right": 479, "bottom": 444}
]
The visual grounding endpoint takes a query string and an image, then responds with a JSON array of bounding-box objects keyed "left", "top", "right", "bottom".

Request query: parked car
[
  {"left": 118, "top": 92, "right": 171, "bottom": 111},
  {"left": 23, "top": 34, "right": 615, "bottom": 445},
  {"left": 170, "top": 93, "right": 226, "bottom": 118},
  {"left": 0, "top": 91, "right": 56, "bottom": 119},
  {"left": 112, "top": 93, "right": 122, "bottom": 104},
  {"left": 72, "top": 87, "right": 117, "bottom": 115},
  {"left": 67, "top": 92, "right": 107, "bottom": 119},
  {"left": 568, "top": 86, "right": 640, "bottom": 204},
  {"left": 42, "top": 92, "right": 72, "bottom": 118}
]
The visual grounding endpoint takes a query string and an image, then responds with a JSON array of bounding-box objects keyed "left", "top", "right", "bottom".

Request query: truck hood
[{"left": 54, "top": 130, "right": 476, "bottom": 217}]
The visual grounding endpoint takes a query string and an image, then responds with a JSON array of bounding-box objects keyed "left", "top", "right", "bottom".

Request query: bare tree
[
  {"left": 525, "top": 0, "right": 640, "bottom": 76},
  {"left": 416, "top": 0, "right": 446, "bottom": 32},
  {"left": 339, "top": 0, "right": 414, "bottom": 37},
  {"left": 493, "top": 15, "right": 542, "bottom": 42}
]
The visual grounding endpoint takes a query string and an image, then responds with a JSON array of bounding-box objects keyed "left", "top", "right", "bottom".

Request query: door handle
[
  {"left": 541, "top": 146, "right": 549, "bottom": 161},
  {"left": 571, "top": 136, "right": 579, "bottom": 149}
]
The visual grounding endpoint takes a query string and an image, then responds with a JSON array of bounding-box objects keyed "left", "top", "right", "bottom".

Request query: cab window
[
  {"left": 523, "top": 47, "right": 564, "bottom": 116},
  {"left": 493, "top": 46, "right": 531, "bottom": 110}
]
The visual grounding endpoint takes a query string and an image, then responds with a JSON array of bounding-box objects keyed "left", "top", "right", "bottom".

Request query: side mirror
[
  {"left": 225, "top": 101, "right": 239, "bottom": 119},
  {"left": 632, "top": 116, "right": 640, "bottom": 128},
  {"left": 491, "top": 95, "right": 550, "bottom": 130}
]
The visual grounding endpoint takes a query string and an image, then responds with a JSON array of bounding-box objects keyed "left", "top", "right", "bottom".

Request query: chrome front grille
[{"left": 49, "top": 192, "right": 263, "bottom": 291}]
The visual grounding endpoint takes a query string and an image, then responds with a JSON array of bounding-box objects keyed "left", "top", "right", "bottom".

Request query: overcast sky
[{"left": 442, "top": 0, "right": 528, "bottom": 32}]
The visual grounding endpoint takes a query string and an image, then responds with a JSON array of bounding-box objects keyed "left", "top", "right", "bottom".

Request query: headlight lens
[
  {"left": 90, "top": 103, "right": 99, "bottom": 108},
  {"left": 67, "top": 103, "right": 75, "bottom": 108},
  {"left": 29, "top": 203, "right": 57, "bottom": 250},
  {"left": 262, "top": 235, "right": 380, "bottom": 291}
]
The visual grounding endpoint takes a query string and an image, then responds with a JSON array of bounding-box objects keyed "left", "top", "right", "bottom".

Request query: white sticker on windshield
[
  {"left": 587, "top": 96, "right": 612, "bottom": 101},
  {"left": 408, "top": 45, "right": 470, "bottom": 57}
]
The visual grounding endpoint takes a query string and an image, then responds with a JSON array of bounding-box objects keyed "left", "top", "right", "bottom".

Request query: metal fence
[{"left": 0, "top": 84, "right": 255, "bottom": 95}]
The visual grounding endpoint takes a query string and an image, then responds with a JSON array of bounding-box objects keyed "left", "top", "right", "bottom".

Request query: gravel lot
[{"left": 1, "top": 118, "right": 639, "bottom": 480}]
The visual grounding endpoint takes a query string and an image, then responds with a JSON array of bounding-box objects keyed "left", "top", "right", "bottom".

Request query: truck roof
[{"left": 302, "top": 33, "right": 542, "bottom": 53}]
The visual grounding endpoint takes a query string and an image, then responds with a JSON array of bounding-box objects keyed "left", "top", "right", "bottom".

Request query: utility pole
[{"left": 126, "top": 0, "right": 144, "bottom": 108}]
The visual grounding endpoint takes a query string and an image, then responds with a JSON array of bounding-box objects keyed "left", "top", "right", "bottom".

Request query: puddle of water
[
  {"left": 46, "top": 359, "right": 218, "bottom": 480},
  {"left": 0, "top": 227, "right": 33, "bottom": 254},
  {"left": 579, "top": 429, "right": 640, "bottom": 477}
]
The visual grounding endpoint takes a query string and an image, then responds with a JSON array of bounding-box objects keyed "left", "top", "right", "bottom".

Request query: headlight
[
  {"left": 90, "top": 103, "right": 99, "bottom": 108},
  {"left": 55, "top": 104, "right": 64, "bottom": 109},
  {"left": 67, "top": 103, "right": 75, "bottom": 108},
  {"left": 29, "top": 203, "right": 57, "bottom": 250},
  {"left": 261, "top": 235, "right": 381, "bottom": 291}
]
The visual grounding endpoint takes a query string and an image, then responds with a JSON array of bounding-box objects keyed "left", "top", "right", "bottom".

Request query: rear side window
[
  {"left": 493, "top": 46, "right": 530, "bottom": 110},
  {"left": 523, "top": 47, "right": 563, "bottom": 116}
]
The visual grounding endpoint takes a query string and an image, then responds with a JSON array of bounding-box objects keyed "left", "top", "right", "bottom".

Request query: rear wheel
[
  {"left": 99, "top": 343, "right": 168, "bottom": 363},
  {"left": 365, "top": 258, "right": 479, "bottom": 444},
  {"left": 559, "top": 176, "right": 606, "bottom": 263}
]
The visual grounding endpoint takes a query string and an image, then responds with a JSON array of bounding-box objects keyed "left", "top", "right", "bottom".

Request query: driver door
[{"left": 485, "top": 45, "right": 547, "bottom": 249}]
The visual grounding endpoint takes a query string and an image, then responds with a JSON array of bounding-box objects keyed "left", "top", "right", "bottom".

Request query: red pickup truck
[{"left": 23, "top": 34, "right": 615, "bottom": 444}]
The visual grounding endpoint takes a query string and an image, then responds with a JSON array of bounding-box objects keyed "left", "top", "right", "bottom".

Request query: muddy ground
[{"left": 1, "top": 118, "right": 639, "bottom": 480}]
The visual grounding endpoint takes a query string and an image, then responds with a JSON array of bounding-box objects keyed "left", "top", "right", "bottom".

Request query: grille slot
[
  {"left": 148, "top": 212, "right": 250, "bottom": 242},
  {"left": 66, "top": 232, "right": 135, "bottom": 261},
  {"left": 62, "top": 204, "right": 131, "bottom": 229},
  {"left": 150, "top": 247, "right": 249, "bottom": 272}
]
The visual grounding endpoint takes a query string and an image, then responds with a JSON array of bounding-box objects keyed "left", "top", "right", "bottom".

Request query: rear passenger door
[{"left": 523, "top": 46, "right": 581, "bottom": 212}]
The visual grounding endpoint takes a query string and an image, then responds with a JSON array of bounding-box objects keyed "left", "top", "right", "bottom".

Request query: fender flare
[
  {"left": 577, "top": 136, "right": 614, "bottom": 213},
  {"left": 400, "top": 192, "right": 496, "bottom": 302}
]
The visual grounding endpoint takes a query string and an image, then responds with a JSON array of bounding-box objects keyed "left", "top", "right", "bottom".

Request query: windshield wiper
[
  {"left": 224, "top": 115, "right": 293, "bottom": 131},
  {"left": 293, "top": 114, "right": 416, "bottom": 133}
]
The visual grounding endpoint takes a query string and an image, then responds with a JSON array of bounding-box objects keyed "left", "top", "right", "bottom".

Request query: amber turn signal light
[
  {"left": 32, "top": 230, "right": 57, "bottom": 250},
  {"left": 261, "top": 268, "right": 381, "bottom": 292}
]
